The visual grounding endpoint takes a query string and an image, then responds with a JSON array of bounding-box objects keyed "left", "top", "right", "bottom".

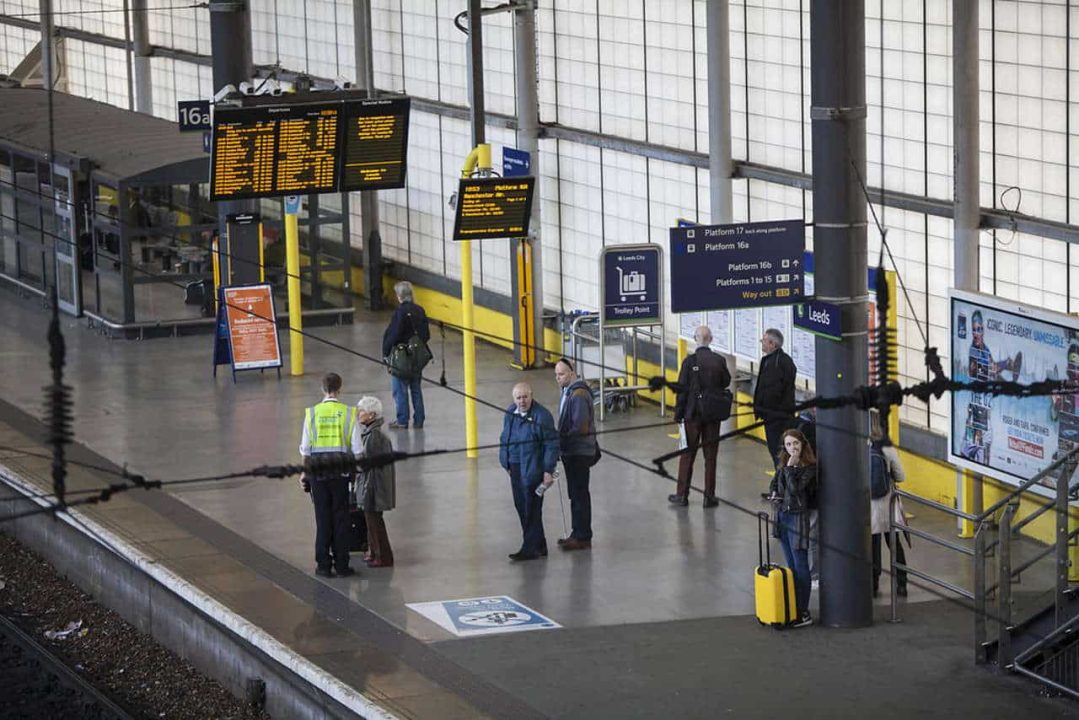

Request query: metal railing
[{"left": 888, "top": 445, "right": 1079, "bottom": 677}]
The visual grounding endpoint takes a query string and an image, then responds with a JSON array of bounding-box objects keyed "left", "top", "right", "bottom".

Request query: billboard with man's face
[{"left": 950, "top": 289, "right": 1079, "bottom": 491}]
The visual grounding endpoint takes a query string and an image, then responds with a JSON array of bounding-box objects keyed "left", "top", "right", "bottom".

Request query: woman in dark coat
[
  {"left": 768, "top": 428, "right": 817, "bottom": 627},
  {"left": 354, "top": 396, "right": 396, "bottom": 567}
]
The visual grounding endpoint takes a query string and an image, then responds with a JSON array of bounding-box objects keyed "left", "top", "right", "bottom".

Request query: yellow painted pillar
[
  {"left": 958, "top": 469, "right": 976, "bottom": 538},
  {"left": 460, "top": 144, "right": 489, "bottom": 459},
  {"left": 885, "top": 270, "right": 900, "bottom": 442},
  {"left": 285, "top": 201, "right": 303, "bottom": 376}
]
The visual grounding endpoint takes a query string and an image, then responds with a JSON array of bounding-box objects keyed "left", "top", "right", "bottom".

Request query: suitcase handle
[{"left": 757, "top": 511, "right": 771, "bottom": 567}]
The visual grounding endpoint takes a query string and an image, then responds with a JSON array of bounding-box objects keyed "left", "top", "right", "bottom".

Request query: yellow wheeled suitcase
[{"left": 755, "top": 512, "right": 796, "bottom": 627}]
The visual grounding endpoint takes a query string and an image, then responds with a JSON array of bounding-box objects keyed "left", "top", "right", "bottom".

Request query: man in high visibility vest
[{"left": 299, "top": 372, "right": 360, "bottom": 578}]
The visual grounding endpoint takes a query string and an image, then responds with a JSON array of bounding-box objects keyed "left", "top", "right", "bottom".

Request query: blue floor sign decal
[{"left": 407, "top": 595, "right": 561, "bottom": 637}]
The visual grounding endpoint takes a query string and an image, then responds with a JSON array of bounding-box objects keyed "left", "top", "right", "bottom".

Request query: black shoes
[
  {"left": 508, "top": 551, "right": 542, "bottom": 562},
  {"left": 897, "top": 584, "right": 908, "bottom": 597},
  {"left": 791, "top": 612, "right": 813, "bottom": 628},
  {"left": 336, "top": 567, "right": 356, "bottom": 578},
  {"left": 668, "top": 494, "right": 688, "bottom": 507},
  {"left": 703, "top": 496, "right": 719, "bottom": 508},
  {"left": 315, "top": 566, "right": 334, "bottom": 578}
]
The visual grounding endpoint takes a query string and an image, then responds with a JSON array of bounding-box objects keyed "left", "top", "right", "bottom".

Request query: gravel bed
[{"left": 0, "top": 531, "right": 270, "bottom": 720}]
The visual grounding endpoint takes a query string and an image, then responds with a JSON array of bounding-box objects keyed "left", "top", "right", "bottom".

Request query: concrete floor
[{"left": 0, "top": 287, "right": 1069, "bottom": 718}]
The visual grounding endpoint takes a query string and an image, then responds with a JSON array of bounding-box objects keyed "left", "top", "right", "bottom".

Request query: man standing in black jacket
[
  {"left": 669, "top": 325, "right": 731, "bottom": 508},
  {"left": 754, "top": 328, "right": 798, "bottom": 468},
  {"left": 554, "top": 358, "right": 599, "bottom": 550},
  {"left": 381, "top": 281, "right": 430, "bottom": 429}
]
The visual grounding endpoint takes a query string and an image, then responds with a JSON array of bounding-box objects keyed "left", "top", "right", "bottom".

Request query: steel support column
[
  {"left": 706, "top": 0, "right": 733, "bottom": 224},
  {"left": 131, "top": 0, "right": 153, "bottom": 114},
  {"left": 355, "top": 0, "right": 383, "bottom": 309},
  {"left": 811, "top": 0, "right": 872, "bottom": 628}
]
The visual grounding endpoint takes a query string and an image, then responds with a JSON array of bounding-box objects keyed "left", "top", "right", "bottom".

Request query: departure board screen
[
  {"left": 341, "top": 97, "right": 410, "bottom": 191},
  {"left": 210, "top": 95, "right": 410, "bottom": 201},
  {"left": 452, "top": 177, "right": 535, "bottom": 241}
]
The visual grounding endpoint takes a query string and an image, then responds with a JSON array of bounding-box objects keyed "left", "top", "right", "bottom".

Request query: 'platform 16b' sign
[
  {"left": 601, "top": 244, "right": 663, "bottom": 327},
  {"left": 669, "top": 219, "right": 806, "bottom": 313}
]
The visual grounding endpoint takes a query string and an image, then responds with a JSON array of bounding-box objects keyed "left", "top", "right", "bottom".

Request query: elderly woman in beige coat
[{"left": 354, "top": 396, "right": 396, "bottom": 567}]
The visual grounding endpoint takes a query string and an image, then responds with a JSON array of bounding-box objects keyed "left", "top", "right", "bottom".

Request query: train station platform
[{"left": 0, "top": 288, "right": 1072, "bottom": 719}]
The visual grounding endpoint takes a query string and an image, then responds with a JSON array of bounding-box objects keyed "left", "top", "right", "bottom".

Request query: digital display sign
[
  {"left": 210, "top": 95, "right": 410, "bottom": 201},
  {"left": 452, "top": 177, "right": 535, "bottom": 241}
]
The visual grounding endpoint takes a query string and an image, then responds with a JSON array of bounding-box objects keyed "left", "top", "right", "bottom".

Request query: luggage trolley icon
[{"left": 616, "top": 266, "right": 647, "bottom": 301}]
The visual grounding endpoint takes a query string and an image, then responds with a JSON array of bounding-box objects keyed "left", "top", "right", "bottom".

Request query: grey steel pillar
[
  {"left": 512, "top": 0, "right": 544, "bottom": 367},
  {"left": 131, "top": 0, "right": 153, "bottom": 114},
  {"left": 706, "top": 0, "right": 734, "bottom": 224},
  {"left": 354, "top": 0, "right": 382, "bottom": 309},
  {"left": 810, "top": 0, "right": 872, "bottom": 628},
  {"left": 468, "top": 0, "right": 486, "bottom": 148},
  {"left": 953, "top": 0, "right": 983, "bottom": 529},
  {"left": 953, "top": 0, "right": 979, "bottom": 293},
  {"left": 39, "top": 0, "right": 54, "bottom": 90},
  {"left": 208, "top": 0, "right": 254, "bottom": 284}
]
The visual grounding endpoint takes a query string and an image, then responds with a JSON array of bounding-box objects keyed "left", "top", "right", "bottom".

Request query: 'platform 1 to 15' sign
[
  {"left": 601, "top": 244, "right": 663, "bottom": 327},
  {"left": 669, "top": 219, "right": 806, "bottom": 313}
]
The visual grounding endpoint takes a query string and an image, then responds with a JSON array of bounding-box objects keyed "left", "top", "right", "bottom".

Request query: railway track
[{"left": 0, "top": 612, "right": 137, "bottom": 720}]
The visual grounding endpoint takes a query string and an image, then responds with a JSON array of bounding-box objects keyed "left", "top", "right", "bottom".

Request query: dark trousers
[
  {"left": 562, "top": 455, "right": 593, "bottom": 541},
  {"left": 764, "top": 418, "right": 793, "bottom": 468},
  {"left": 310, "top": 476, "right": 351, "bottom": 572},
  {"left": 364, "top": 511, "right": 394, "bottom": 565},
  {"left": 677, "top": 420, "right": 721, "bottom": 498},
  {"left": 509, "top": 464, "right": 546, "bottom": 555},
  {"left": 872, "top": 533, "right": 908, "bottom": 589}
]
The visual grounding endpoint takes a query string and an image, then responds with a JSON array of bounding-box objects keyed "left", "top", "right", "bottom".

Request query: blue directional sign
[
  {"left": 601, "top": 243, "right": 663, "bottom": 327},
  {"left": 178, "top": 99, "right": 212, "bottom": 132},
  {"left": 502, "top": 147, "right": 531, "bottom": 177},
  {"left": 793, "top": 300, "right": 842, "bottom": 341},
  {"left": 669, "top": 219, "right": 806, "bottom": 312}
]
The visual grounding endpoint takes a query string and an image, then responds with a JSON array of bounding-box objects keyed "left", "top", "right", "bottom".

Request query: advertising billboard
[{"left": 950, "top": 289, "right": 1079, "bottom": 489}]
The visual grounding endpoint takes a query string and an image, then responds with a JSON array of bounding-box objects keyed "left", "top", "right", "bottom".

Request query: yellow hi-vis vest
[{"left": 306, "top": 399, "right": 357, "bottom": 454}]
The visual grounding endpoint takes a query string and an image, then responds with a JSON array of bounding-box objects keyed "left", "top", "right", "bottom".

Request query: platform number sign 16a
[{"left": 177, "top": 100, "right": 212, "bottom": 133}]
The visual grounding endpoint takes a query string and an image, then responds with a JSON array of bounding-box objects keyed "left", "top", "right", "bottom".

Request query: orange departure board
[
  {"left": 341, "top": 97, "right": 410, "bottom": 191},
  {"left": 452, "top": 177, "right": 535, "bottom": 241},
  {"left": 210, "top": 95, "right": 410, "bottom": 201}
]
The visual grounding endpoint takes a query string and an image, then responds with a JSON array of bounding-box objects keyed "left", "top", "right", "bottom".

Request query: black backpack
[
  {"left": 692, "top": 353, "right": 733, "bottom": 422},
  {"left": 870, "top": 447, "right": 891, "bottom": 499}
]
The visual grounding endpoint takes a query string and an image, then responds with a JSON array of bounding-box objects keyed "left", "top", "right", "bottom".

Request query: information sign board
[
  {"left": 452, "top": 177, "right": 535, "bottom": 241},
  {"left": 793, "top": 300, "right": 842, "bottom": 341},
  {"left": 221, "top": 284, "right": 282, "bottom": 371},
  {"left": 178, "top": 99, "right": 211, "bottom": 132},
  {"left": 668, "top": 219, "right": 806, "bottom": 312},
  {"left": 949, "top": 289, "right": 1079, "bottom": 492},
  {"left": 210, "top": 95, "right": 410, "bottom": 201},
  {"left": 601, "top": 244, "right": 662, "bottom": 327},
  {"left": 502, "top": 147, "right": 531, "bottom": 177}
]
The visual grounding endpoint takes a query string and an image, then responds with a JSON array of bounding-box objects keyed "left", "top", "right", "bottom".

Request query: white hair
[
  {"left": 765, "top": 328, "right": 784, "bottom": 348},
  {"left": 395, "top": 280, "right": 414, "bottom": 302},
  {"left": 356, "top": 396, "right": 383, "bottom": 417},
  {"left": 694, "top": 325, "right": 713, "bottom": 347}
]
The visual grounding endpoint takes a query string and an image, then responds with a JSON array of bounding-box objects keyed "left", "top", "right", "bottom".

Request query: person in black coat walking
[
  {"left": 754, "top": 327, "right": 797, "bottom": 468},
  {"left": 381, "top": 281, "right": 430, "bottom": 429},
  {"left": 669, "top": 325, "right": 731, "bottom": 508}
]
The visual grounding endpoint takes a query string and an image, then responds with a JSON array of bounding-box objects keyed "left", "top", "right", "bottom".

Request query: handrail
[
  {"left": 901, "top": 525, "right": 976, "bottom": 556},
  {"left": 894, "top": 487, "right": 979, "bottom": 522},
  {"left": 979, "top": 446, "right": 1079, "bottom": 522},
  {"left": 986, "top": 526, "right": 1079, "bottom": 595},
  {"left": 1008, "top": 476, "right": 1079, "bottom": 536}
]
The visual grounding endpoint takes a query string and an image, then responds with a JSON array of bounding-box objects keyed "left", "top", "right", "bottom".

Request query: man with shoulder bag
[
  {"left": 669, "top": 325, "right": 732, "bottom": 508},
  {"left": 382, "top": 281, "right": 431, "bottom": 429},
  {"left": 549, "top": 358, "right": 600, "bottom": 550}
]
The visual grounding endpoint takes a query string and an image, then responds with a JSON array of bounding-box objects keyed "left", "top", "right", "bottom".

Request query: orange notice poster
[{"left": 222, "top": 284, "right": 282, "bottom": 370}]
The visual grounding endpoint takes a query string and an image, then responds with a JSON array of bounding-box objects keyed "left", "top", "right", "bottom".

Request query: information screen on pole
[
  {"left": 668, "top": 219, "right": 806, "bottom": 312},
  {"left": 210, "top": 95, "right": 410, "bottom": 201},
  {"left": 949, "top": 289, "right": 1079, "bottom": 491},
  {"left": 452, "top": 177, "right": 535, "bottom": 241}
]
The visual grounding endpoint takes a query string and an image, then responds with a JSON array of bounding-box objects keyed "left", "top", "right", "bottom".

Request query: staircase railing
[{"left": 888, "top": 445, "right": 1079, "bottom": 676}]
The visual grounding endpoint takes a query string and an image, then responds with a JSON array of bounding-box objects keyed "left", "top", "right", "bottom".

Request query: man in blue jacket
[
  {"left": 554, "top": 358, "right": 598, "bottom": 550},
  {"left": 499, "top": 382, "right": 559, "bottom": 561}
]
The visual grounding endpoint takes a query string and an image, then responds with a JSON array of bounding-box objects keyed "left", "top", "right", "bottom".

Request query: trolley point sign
[{"left": 600, "top": 244, "right": 663, "bottom": 327}]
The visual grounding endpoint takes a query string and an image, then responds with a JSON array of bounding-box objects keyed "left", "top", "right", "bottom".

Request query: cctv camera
[
  {"left": 239, "top": 81, "right": 254, "bottom": 95},
  {"left": 213, "top": 84, "right": 237, "bottom": 102}
]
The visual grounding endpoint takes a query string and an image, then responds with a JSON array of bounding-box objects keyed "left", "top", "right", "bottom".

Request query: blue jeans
[
  {"left": 390, "top": 374, "right": 425, "bottom": 426},
  {"left": 562, "top": 455, "right": 592, "bottom": 541},
  {"left": 509, "top": 464, "right": 546, "bottom": 555},
  {"left": 777, "top": 510, "right": 811, "bottom": 615}
]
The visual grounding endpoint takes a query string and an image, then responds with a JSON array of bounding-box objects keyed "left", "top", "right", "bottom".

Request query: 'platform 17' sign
[
  {"left": 601, "top": 244, "right": 663, "bottom": 327},
  {"left": 669, "top": 219, "right": 806, "bottom": 312}
]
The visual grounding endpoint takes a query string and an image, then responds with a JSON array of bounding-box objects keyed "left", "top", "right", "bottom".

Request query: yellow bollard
[{"left": 285, "top": 209, "right": 303, "bottom": 376}]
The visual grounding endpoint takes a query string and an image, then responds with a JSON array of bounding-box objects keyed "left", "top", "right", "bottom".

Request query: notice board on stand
[{"left": 213, "top": 283, "right": 283, "bottom": 382}]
